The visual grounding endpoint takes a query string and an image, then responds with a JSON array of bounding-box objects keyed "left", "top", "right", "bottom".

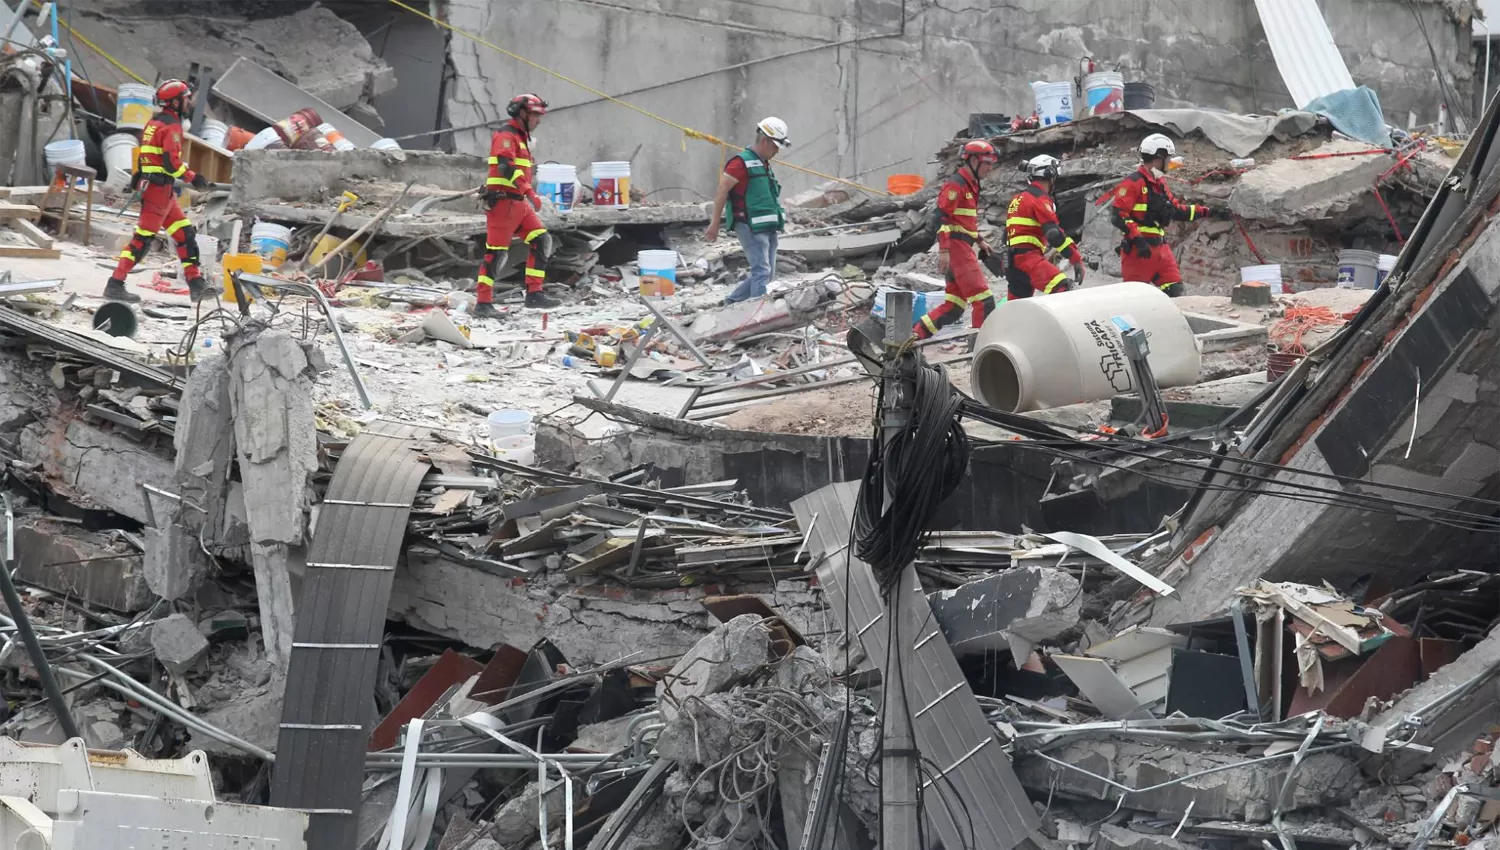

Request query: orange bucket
[
  {"left": 887, "top": 174, "right": 925, "bottom": 195},
  {"left": 225, "top": 126, "right": 255, "bottom": 152}
]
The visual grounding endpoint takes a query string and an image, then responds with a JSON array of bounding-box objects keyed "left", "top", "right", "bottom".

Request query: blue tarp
[{"left": 1303, "top": 86, "right": 1393, "bottom": 148}]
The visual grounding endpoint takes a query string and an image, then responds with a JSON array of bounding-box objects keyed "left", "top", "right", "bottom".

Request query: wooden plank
[
  {"left": 0, "top": 246, "right": 60, "bottom": 259},
  {"left": 0, "top": 203, "right": 41, "bottom": 221},
  {"left": 9, "top": 218, "right": 53, "bottom": 250}
]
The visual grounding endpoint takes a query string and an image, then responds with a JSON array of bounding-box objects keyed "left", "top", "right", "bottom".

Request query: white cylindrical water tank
[{"left": 971, "top": 283, "right": 1201, "bottom": 412}]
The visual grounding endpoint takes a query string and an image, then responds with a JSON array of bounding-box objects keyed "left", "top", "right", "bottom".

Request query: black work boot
[
  {"left": 524, "top": 290, "right": 561, "bottom": 309},
  {"left": 187, "top": 277, "right": 222, "bottom": 303},
  {"left": 472, "top": 302, "right": 501, "bottom": 319},
  {"left": 102, "top": 277, "right": 141, "bottom": 303}
]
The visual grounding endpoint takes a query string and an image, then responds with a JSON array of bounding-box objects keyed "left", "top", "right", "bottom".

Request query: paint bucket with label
[
  {"left": 1337, "top": 249, "right": 1379, "bottom": 289},
  {"left": 250, "top": 221, "right": 292, "bottom": 268},
  {"left": 1083, "top": 71, "right": 1125, "bottom": 115},
  {"left": 199, "top": 119, "right": 229, "bottom": 148},
  {"left": 1123, "top": 82, "right": 1156, "bottom": 110},
  {"left": 116, "top": 83, "right": 155, "bottom": 130},
  {"left": 101, "top": 133, "right": 137, "bottom": 187},
  {"left": 371, "top": 138, "right": 402, "bottom": 151},
  {"left": 1376, "top": 253, "right": 1397, "bottom": 286},
  {"left": 244, "top": 127, "right": 283, "bottom": 151},
  {"left": 1030, "top": 81, "right": 1073, "bottom": 126},
  {"left": 1240, "top": 263, "right": 1284, "bottom": 295},
  {"left": 638, "top": 250, "right": 678, "bottom": 296},
  {"left": 316, "top": 123, "right": 356, "bottom": 152},
  {"left": 592, "top": 161, "right": 631, "bottom": 209},
  {"left": 536, "top": 163, "right": 578, "bottom": 211},
  {"left": 273, "top": 108, "right": 322, "bottom": 148}
]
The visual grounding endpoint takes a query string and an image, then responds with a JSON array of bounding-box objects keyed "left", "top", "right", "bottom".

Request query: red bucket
[{"left": 1267, "top": 351, "right": 1304, "bottom": 381}]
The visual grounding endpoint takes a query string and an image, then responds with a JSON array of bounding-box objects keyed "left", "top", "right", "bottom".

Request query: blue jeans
[{"left": 726, "top": 223, "right": 778, "bottom": 303}]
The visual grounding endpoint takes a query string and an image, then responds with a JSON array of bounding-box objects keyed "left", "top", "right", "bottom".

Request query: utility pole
[{"left": 878, "top": 291, "right": 921, "bottom": 850}]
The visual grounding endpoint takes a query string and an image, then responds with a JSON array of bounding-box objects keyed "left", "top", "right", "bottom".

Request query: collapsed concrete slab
[
  {"left": 1229, "top": 141, "right": 1392, "bottom": 224},
  {"left": 1013, "top": 740, "right": 1363, "bottom": 822},
  {"left": 17, "top": 417, "right": 174, "bottom": 524},
  {"left": 928, "top": 567, "right": 1082, "bottom": 658},
  {"left": 12, "top": 520, "right": 149, "bottom": 612}
]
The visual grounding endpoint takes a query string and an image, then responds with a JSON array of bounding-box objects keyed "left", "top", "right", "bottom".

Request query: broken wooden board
[
  {"left": 9, "top": 219, "right": 53, "bottom": 250},
  {"left": 0, "top": 202, "right": 42, "bottom": 221}
]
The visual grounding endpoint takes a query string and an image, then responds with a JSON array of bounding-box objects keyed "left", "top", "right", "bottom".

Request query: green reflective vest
[{"left": 723, "top": 148, "right": 784, "bottom": 233}]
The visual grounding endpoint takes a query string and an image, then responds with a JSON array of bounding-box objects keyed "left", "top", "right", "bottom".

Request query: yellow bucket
[
  {"left": 222, "top": 253, "right": 264, "bottom": 303},
  {"left": 307, "top": 233, "right": 368, "bottom": 269}
]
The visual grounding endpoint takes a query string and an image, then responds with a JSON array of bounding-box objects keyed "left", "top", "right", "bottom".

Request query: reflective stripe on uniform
[
  {"left": 1044, "top": 273, "right": 1067, "bottom": 293},
  {"left": 939, "top": 224, "right": 979, "bottom": 238},
  {"left": 749, "top": 214, "right": 781, "bottom": 225},
  {"left": 523, "top": 228, "right": 547, "bottom": 243},
  {"left": 135, "top": 227, "right": 155, "bottom": 237},
  {"left": 165, "top": 219, "right": 191, "bottom": 235},
  {"left": 953, "top": 208, "right": 979, "bottom": 216},
  {"left": 485, "top": 244, "right": 510, "bottom": 252},
  {"left": 944, "top": 293, "right": 966, "bottom": 307},
  {"left": 1059, "top": 236, "right": 1076, "bottom": 252},
  {"left": 139, "top": 146, "right": 164, "bottom": 154},
  {"left": 1008, "top": 235, "right": 1045, "bottom": 249},
  {"left": 1158, "top": 280, "right": 1181, "bottom": 289},
  {"left": 966, "top": 289, "right": 993, "bottom": 303},
  {"left": 1005, "top": 216, "right": 1039, "bottom": 227},
  {"left": 477, "top": 275, "right": 493, "bottom": 285},
  {"left": 487, "top": 157, "right": 500, "bottom": 165},
  {"left": 513, "top": 158, "right": 533, "bottom": 167},
  {"left": 487, "top": 176, "right": 517, "bottom": 186},
  {"left": 119, "top": 248, "right": 135, "bottom": 259},
  {"left": 1186, "top": 207, "right": 1198, "bottom": 220},
  {"left": 921, "top": 314, "right": 939, "bottom": 333},
  {"left": 1138, "top": 226, "right": 1164, "bottom": 236},
  {"left": 525, "top": 268, "right": 545, "bottom": 278},
  {"left": 1132, "top": 204, "right": 1149, "bottom": 212}
]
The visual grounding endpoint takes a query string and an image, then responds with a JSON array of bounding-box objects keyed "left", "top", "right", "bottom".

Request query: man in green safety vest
[{"left": 705, "top": 117, "right": 790, "bottom": 303}]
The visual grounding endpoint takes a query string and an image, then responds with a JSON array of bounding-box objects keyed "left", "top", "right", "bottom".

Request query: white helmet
[
  {"left": 757, "top": 116, "right": 791, "bottom": 148},
  {"left": 1139, "top": 133, "right": 1176, "bottom": 159},
  {"left": 1024, "top": 154, "right": 1061, "bottom": 180}
]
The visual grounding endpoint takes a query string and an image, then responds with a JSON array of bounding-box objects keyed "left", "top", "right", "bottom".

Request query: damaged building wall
[
  {"left": 1152, "top": 191, "right": 1500, "bottom": 627},
  {"left": 442, "top": 0, "right": 1473, "bottom": 195}
]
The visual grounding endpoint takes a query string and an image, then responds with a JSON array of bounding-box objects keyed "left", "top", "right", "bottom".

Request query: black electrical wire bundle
[{"left": 855, "top": 360, "right": 970, "bottom": 594}]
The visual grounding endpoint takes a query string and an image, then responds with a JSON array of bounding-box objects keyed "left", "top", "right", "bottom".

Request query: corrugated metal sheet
[
  {"left": 0, "top": 305, "right": 179, "bottom": 389},
  {"left": 792, "top": 482, "right": 1038, "bottom": 850},
  {"left": 269, "top": 421, "right": 431, "bottom": 850},
  {"left": 1254, "top": 0, "right": 1356, "bottom": 108}
]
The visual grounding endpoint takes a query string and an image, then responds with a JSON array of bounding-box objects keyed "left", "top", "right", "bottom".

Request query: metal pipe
[{"left": 0, "top": 495, "right": 79, "bottom": 740}]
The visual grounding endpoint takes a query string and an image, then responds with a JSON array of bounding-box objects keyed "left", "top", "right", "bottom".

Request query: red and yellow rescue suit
[
  {"left": 475, "top": 118, "right": 547, "bottom": 304},
  {"left": 112, "top": 110, "right": 203, "bottom": 284},
  {"left": 913, "top": 168, "right": 996, "bottom": 339},
  {"left": 1108, "top": 165, "right": 1209, "bottom": 297},
  {"left": 1004, "top": 182, "right": 1079, "bottom": 299}
]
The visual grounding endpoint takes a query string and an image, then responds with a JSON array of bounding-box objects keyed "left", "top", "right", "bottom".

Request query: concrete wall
[{"left": 440, "top": 0, "right": 1474, "bottom": 198}]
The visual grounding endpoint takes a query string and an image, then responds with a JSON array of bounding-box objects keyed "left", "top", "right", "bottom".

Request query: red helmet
[
  {"left": 155, "top": 79, "right": 191, "bottom": 104},
  {"left": 507, "top": 93, "right": 548, "bottom": 118},
  {"left": 961, "top": 139, "right": 999, "bottom": 165}
]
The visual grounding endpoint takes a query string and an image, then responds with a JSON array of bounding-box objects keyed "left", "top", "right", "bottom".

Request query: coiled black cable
[{"left": 855, "top": 360, "right": 970, "bottom": 594}]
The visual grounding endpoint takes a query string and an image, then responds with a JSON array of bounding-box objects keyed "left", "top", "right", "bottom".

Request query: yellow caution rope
[
  {"left": 385, "top": 0, "right": 886, "bottom": 196},
  {"left": 29, "top": 1, "right": 149, "bottom": 84}
]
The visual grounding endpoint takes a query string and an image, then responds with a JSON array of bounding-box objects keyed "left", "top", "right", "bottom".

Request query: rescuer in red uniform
[
  {"left": 474, "top": 93, "right": 560, "bottom": 318},
  {"left": 1109, "top": 133, "right": 1229, "bottom": 297},
  {"left": 103, "top": 79, "right": 216, "bottom": 304},
  {"left": 913, "top": 139, "right": 1000, "bottom": 339},
  {"left": 1004, "top": 154, "right": 1083, "bottom": 299}
]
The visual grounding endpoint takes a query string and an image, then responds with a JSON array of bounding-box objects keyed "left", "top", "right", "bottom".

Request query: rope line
[{"left": 385, "top": 0, "right": 888, "bottom": 195}]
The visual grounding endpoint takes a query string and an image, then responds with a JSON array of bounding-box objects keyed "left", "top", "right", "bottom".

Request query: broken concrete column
[
  {"left": 928, "top": 567, "right": 1082, "bottom": 658},
  {"left": 227, "top": 330, "right": 321, "bottom": 668},
  {"left": 655, "top": 614, "right": 771, "bottom": 724},
  {"left": 1013, "top": 740, "right": 1363, "bottom": 822},
  {"left": 150, "top": 613, "right": 210, "bottom": 676}
]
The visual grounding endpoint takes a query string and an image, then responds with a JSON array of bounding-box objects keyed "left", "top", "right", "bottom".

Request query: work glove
[
  {"left": 1133, "top": 236, "right": 1153, "bottom": 258},
  {"left": 1209, "top": 206, "right": 1233, "bottom": 220},
  {"left": 483, "top": 189, "right": 503, "bottom": 210},
  {"left": 128, "top": 171, "right": 144, "bottom": 191},
  {"left": 190, "top": 174, "right": 210, "bottom": 191},
  {"left": 527, "top": 191, "right": 543, "bottom": 212},
  {"left": 982, "top": 252, "right": 1005, "bottom": 277},
  {"left": 1072, "top": 263, "right": 1085, "bottom": 287}
]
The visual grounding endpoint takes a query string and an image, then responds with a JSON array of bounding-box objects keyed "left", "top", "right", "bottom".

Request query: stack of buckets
[
  {"left": 1337, "top": 249, "right": 1397, "bottom": 289},
  {"left": 1082, "top": 70, "right": 1125, "bottom": 115},
  {"left": 639, "top": 250, "right": 677, "bottom": 296},
  {"left": 1031, "top": 67, "right": 1128, "bottom": 126},
  {"left": 488, "top": 409, "right": 535, "bottom": 465},
  {"left": 250, "top": 221, "right": 293, "bottom": 269}
]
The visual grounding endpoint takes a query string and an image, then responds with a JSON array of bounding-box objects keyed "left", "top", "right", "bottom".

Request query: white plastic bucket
[
  {"left": 1031, "top": 81, "right": 1073, "bottom": 126},
  {"left": 638, "top": 249, "right": 678, "bottom": 296},
  {"left": 371, "top": 138, "right": 402, "bottom": 151},
  {"left": 488, "top": 409, "right": 533, "bottom": 443},
  {"left": 1376, "top": 253, "right": 1397, "bottom": 286},
  {"left": 100, "top": 133, "right": 136, "bottom": 186},
  {"left": 1240, "top": 263, "right": 1284, "bottom": 295},
  {"left": 199, "top": 119, "right": 229, "bottom": 148},
  {"left": 250, "top": 222, "right": 293, "bottom": 268},
  {"left": 116, "top": 83, "right": 155, "bottom": 130},
  {"left": 492, "top": 434, "right": 536, "bottom": 465},
  {"left": 317, "top": 122, "right": 357, "bottom": 152},
  {"left": 244, "top": 127, "right": 282, "bottom": 152},
  {"left": 195, "top": 234, "right": 219, "bottom": 280},
  {"left": 1337, "top": 249, "right": 1379, "bottom": 289},
  {"left": 592, "top": 161, "right": 631, "bottom": 209},
  {"left": 536, "top": 163, "right": 578, "bottom": 211},
  {"left": 1083, "top": 70, "right": 1125, "bottom": 115},
  {"left": 44, "top": 139, "right": 85, "bottom": 172}
]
